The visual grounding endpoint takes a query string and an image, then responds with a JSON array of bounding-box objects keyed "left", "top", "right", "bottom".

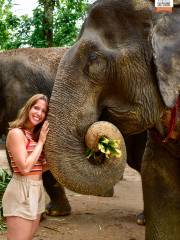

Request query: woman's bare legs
[
  {"left": 6, "top": 216, "right": 40, "bottom": 240},
  {"left": 31, "top": 214, "right": 41, "bottom": 237}
]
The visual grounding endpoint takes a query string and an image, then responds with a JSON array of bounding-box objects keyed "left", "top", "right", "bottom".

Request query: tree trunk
[{"left": 40, "top": 0, "right": 56, "bottom": 47}]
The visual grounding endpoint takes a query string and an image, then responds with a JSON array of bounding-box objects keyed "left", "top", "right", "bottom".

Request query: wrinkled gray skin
[
  {"left": 0, "top": 47, "right": 146, "bottom": 217},
  {"left": 46, "top": 0, "right": 180, "bottom": 239}
]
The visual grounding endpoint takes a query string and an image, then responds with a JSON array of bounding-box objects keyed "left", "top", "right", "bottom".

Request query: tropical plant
[
  {"left": 53, "top": 0, "right": 88, "bottom": 46},
  {"left": 0, "top": 0, "right": 89, "bottom": 49},
  {"left": 0, "top": 169, "right": 11, "bottom": 231}
]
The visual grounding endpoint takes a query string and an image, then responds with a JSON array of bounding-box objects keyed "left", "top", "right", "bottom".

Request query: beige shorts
[{"left": 2, "top": 174, "right": 45, "bottom": 220}]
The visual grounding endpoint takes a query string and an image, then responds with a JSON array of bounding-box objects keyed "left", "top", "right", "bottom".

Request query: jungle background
[
  {"left": 0, "top": 1, "right": 145, "bottom": 239},
  {"left": 0, "top": 0, "right": 89, "bottom": 50}
]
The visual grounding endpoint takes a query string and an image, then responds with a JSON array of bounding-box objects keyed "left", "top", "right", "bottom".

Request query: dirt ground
[{"left": 0, "top": 149, "right": 145, "bottom": 240}]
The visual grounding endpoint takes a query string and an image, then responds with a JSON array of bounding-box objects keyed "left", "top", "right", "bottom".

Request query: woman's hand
[{"left": 39, "top": 120, "right": 49, "bottom": 145}]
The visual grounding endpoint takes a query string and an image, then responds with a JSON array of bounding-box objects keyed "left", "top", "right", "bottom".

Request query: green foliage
[
  {"left": 0, "top": 169, "right": 11, "bottom": 232},
  {"left": 53, "top": 0, "right": 88, "bottom": 46},
  {"left": 0, "top": 0, "right": 89, "bottom": 50},
  {"left": 30, "top": 5, "right": 47, "bottom": 47},
  {"left": 0, "top": 0, "right": 16, "bottom": 49},
  {"left": 0, "top": 218, "right": 6, "bottom": 232},
  {"left": 5, "top": 15, "right": 33, "bottom": 49},
  {"left": 30, "top": 0, "right": 56, "bottom": 47},
  {"left": 0, "top": 0, "right": 32, "bottom": 49},
  {"left": 0, "top": 169, "right": 11, "bottom": 195},
  {"left": 30, "top": 0, "right": 89, "bottom": 47}
]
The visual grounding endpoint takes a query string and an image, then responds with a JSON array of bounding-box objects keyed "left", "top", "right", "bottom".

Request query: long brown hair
[{"left": 9, "top": 94, "right": 49, "bottom": 140}]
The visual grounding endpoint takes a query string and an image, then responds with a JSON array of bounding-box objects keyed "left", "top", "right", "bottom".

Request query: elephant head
[{"left": 46, "top": 0, "right": 179, "bottom": 195}]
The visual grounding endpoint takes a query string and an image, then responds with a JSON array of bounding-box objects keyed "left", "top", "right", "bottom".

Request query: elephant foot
[
  {"left": 40, "top": 212, "right": 47, "bottom": 222},
  {"left": 46, "top": 201, "right": 71, "bottom": 216},
  {"left": 136, "top": 211, "right": 146, "bottom": 225},
  {"left": 98, "top": 187, "right": 114, "bottom": 197}
]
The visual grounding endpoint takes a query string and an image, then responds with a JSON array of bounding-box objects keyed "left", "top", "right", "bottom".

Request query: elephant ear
[{"left": 151, "top": 9, "right": 180, "bottom": 108}]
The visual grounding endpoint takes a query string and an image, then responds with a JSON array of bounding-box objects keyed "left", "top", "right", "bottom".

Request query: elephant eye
[
  {"left": 89, "top": 52, "right": 97, "bottom": 61},
  {"left": 84, "top": 52, "right": 107, "bottom": 82}
]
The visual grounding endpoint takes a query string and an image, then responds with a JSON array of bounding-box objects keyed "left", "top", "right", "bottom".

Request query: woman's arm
[{"left": 6, "top": 121, "right": 49, "bottom": 175}]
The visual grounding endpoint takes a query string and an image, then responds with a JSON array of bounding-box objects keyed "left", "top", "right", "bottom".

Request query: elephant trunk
[{"left": 45, "top": 59, "right": 126, "bottom": 195}]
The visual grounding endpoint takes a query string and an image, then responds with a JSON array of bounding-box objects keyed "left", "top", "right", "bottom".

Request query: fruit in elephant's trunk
[
  {"left": 85, "top": 121, "right": 126, "bottom": 166},
  {"left": 93, "top": 136, "right": 121, "bottom": 159}
]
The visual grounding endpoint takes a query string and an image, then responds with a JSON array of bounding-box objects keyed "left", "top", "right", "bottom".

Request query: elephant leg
[
  {"left": 125, "top": 131, "right": 147, "bottom": 225},
  {"left": 42, "top": 170, "right": 71, "bottom": 216},
  {"left": 142, "top": 137, "right": 180, "bottom": 240},
  {"left": 125, "top": 131, "right": 147, "bottom": 172},
  {"left": 136, "top": 211, "right": 146, "bottom": 225}
]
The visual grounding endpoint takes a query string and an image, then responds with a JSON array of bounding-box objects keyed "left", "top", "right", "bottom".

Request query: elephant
[{"left": 45, "top": 0, "right": 180, "bottom": 239}]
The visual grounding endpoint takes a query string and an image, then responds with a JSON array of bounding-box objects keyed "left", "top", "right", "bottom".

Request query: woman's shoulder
[
  {"left": 7, "top": 128, "right": 24, "bottom": 139},
  {"left": 6, "top": 128, "right": 26, "bottom": 148}
]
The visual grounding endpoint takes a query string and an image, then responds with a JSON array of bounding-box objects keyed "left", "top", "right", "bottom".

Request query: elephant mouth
[{"left": 87, "top": 151, "right": 107, "bottom": 165}]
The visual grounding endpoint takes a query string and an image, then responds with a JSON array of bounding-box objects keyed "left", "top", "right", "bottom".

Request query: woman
[{"left": 2, "top": 94, "right": 49, "bottom": 240}]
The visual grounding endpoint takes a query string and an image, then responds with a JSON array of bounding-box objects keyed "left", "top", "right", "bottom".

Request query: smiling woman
[{"left": 2, "top": 94, "right": 49, "bottom": 240}]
